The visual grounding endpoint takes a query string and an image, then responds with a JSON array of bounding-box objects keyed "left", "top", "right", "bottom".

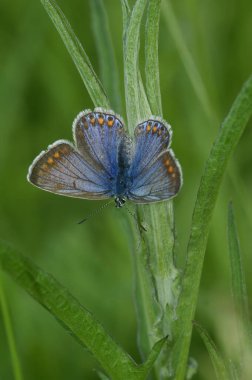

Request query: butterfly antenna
[
  {"left": 78, "top": 200, "right": 114, "bottom": 224},
  {"left": 124, "top": 204, "right": 147, "bottom": 232}
]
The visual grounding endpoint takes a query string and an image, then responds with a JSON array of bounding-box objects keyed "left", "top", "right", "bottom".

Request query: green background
[{"left": 0, "top": 0, "right": 251, "bottom": 379}]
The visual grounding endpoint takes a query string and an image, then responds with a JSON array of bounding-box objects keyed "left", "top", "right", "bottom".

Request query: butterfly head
[{"left": 115, "top": 196, "right": 126, "bottom": 208}]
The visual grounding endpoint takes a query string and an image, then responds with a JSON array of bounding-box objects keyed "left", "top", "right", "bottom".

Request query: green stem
[
  {"left": 0, "top": 273, "right": 23, "bottom": 380},
  {"left": 145, "top": 0, "right": 162, "bottom": 116}
]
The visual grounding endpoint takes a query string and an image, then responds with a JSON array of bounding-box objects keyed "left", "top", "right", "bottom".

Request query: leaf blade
[
  {"left": 90, "top": 0, "right": 122, "bottom": 112},
  {"left": 40, "top": 0, "right": 109, "bottom": 108},
  {"left": 227, "top": 203, "right": 251, "bottom": 330},
  {"left": 171, "top": 75, "right": 252, "bottom": 379},
  {"left": 123, "top": 0, "right": 148, "bottom": 128},
  {"left": 145, "top": 0, "right": 162, "bottom": 115},
  {"left": 0, "top": 240, "right": 146, "bottom": 380},
  {"left": 194, "top": 322, "right": 230, "bottom": 380}
]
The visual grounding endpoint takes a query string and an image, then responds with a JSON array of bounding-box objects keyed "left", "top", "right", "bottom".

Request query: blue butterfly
[{"left": 27, "top": 108, "right": 182, "bottom": 207}]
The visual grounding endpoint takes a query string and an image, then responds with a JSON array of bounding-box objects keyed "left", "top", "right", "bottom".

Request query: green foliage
[
  {"left": 194, "top": 322, "right": 231, "bottom": 380},
  {"left": 40, "top": 0, "right": 109, "bottom": 108},
  {"left": 0, "top": 0, "right": 252, "bottom": 379},
  {"left": 0, "top": 240, "right": 166, "bottom": 380},
  {"left": 171, "top": 75, "right": 252, "bottom": 379}
]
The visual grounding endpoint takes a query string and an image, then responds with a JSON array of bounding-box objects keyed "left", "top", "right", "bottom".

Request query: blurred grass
[{"left": 0, "top": 0, "right": 252, "bottom": 379}]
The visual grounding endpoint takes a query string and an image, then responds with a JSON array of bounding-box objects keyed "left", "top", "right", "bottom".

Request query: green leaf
[
  {"left": 194, "top": 322, "right": 230, "bottom": 380},
  {"left": 141, "top": 335, "right": 168, "bottom": 374},
  {"left": 0, "top": 240, "right": 160, "bottom": 380},
  {"left": 123, "top": 0, "right": 148, "bottom": 128},
  {"left": 0, "top": 274, "right": 23, "bottom": 380},
  {"left": 171, "top": 75, "right": 252, "bottom": 379},
  {"left": 40, "top": 0, "right": 109, "bottom": 108},
  {"left": 227, "top": 203, "right": 252, "bottom": 351},
  {"left": 162, "top": 0, "right": 218, "bottom": 125},
  {"left": 227, "top": 202, "right": 251, "bottom": 331},
  {"left": 90, "top": 0, "right": 122, "bottom": 112},
  {"left": 145, "top": 0, "right": 162, "bottom": 115}
]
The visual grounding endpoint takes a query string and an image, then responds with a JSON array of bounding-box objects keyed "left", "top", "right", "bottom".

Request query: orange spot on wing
[
  {"left": 164, "top": 159, "right": 170, "bottom": 167},
  {"left": 42, "top": 163, "right": 48, "bottom": 171},
  {"left": 60, "top": 146, "right": 69, "bottom": 155},
  {"left": 53, "top": 151, "right": 60, "bottom": 158},
  {"left": 89, "top": 114, "right": 95, "bottom": 125},
  {"left": 168, "top": 165, "right": 174, "bottom": 173},
  {"left": 55, "top": 183, "right": 64, "bottom": 190},
  {"left": 152, "top": 126, "right": 157, "bottom": 133},
  {"left": 47, "top": 157, "right": 54, "bottom": 164},
  {"left": 98, "top": 115, "right": 104, "bottom": 126},
  {"left": 146, "top": 124, "right": 151, "bottom": 132},
  {"left": 107, "top": 116, "right": 114, "bottom": 127}
]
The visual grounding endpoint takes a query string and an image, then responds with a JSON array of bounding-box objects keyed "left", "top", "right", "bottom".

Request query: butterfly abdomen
[{"left": 115, "top": 136, "right": 133, "bottom": 197}]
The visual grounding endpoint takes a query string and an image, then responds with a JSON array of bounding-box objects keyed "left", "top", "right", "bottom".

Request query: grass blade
[
  {"left": 194, "top": 322, "right": 231, "bottom": 380},
  {"left": 40, "top": 0, "right": 109, "bottom": 108},
  {"left": 162, "top": 0, "right": 218, "bottom": 125},
  {"left": 123, "top": 0, "right": 148, "bottom": 128},
  {"left": 0, "top": 240, "right": 161, "bottom": 380},
  {"left": 228, "top": 202, "right": 251, "bottom": 335},
  {"left": 171, "top": 75, "right": 252, "bottom": 379},
  {"left": 0, "top": 274, "right": 23, "bottom": 380},
  {"left": 227, "top": 202, "right": 252, "bottom": 370},
  {"left": 90, "top": 0, "right": 122, "bottom": 112},
  {"left": 145, "top": 0, "right": 162, "bottom": 115}
]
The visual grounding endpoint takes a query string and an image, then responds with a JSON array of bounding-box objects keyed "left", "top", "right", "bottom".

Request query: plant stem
[{"left": 0, "top": 273, "right": 23, "bottom": 380}]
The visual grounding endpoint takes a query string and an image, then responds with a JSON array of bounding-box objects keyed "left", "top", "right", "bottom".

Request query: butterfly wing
[
  {"left": 128, "top": 119, "right": 182, "bottom": 203},
  {"left": 27, "top": 141, "right": 112, "bottom": 199},
  {"left": 73, "top": 108, "right": 125, "bottom": 179},
  {"left": 28, "top": 109, "right": 126, "bottom": 200}
]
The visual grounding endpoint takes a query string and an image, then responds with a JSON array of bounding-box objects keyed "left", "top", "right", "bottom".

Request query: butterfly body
[{"left": 28, "top": 108, "right": 182, "bottom": 205}]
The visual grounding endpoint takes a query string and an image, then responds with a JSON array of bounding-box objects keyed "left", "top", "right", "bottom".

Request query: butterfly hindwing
[
  {"left": 129, "top": 149, "right": 182, "bottom": 203},
  {"left": 27, "top": 141, "right": 112, "bottom": 199}
]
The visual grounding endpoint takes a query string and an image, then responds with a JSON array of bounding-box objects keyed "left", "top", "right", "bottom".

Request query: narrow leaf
[
  {"left": 141, "top": 335, "right": 168, "bottom": 374},
  {"left": 40, "top": 0, "right": 109, "bottom": 108},
  {"left": 90, "top": 0, "right": 122, "bottom": 112},
  {"left": 0, "top": 240, "right": 147, "bottom": 380},
  {"left": 171, "top": 75, "right": 252, "bottom": 379},
  {"left": 123, "top": 0, "right": 148, "bottom": 128},
  {"left": 145, "top": 0, "right": 162, "bottom": 115},
  {"left": 162, "top": 0, "right": 218, "bottom": 125},
  {"left": 0, "top": 275, "right": 23, "bottom": 380},
  {"left": 194, "top": 322, "right": 230, "bottom": 380},
  {"left": 228, "top": 203, "right": 252, "bottom": 346}
]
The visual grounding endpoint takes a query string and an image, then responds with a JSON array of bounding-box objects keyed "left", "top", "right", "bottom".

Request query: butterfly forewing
[
  {"left": 27, "top": 141, "right": 112, "bottom": 199},
  {"left": 73, "top": 109, "right": 125, "bottom": 178}
]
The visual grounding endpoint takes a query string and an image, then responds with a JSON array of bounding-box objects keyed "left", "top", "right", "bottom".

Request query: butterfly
[{"left": 27, "top": 108, "right": 182, "bottom": 207}]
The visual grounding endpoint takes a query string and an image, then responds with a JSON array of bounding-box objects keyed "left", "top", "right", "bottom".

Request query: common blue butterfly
[{"left": 27, "top": 108, "right": 182, "bottom": 207}]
